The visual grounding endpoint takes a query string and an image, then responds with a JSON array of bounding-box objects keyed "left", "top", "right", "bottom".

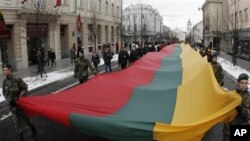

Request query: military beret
[
  {"left": 3, "top": 64, "right": 12, "bottom": 69},
  {"left": 237, "top": 73, "right": 249, "bottom": 82}
]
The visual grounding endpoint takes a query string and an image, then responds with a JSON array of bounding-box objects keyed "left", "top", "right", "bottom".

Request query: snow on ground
[
  {"left": 218, "top": 58, "right": 250, "bottom": 80},
  {"left": 0, "top": 55, "right": 118, "bottom": 102}
]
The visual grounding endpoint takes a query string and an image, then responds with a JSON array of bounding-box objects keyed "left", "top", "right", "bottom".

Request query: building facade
[
  {"left": 122, "top": 4, "right": 163, "bottom": 45},
  {"left": 202, "top": 0, "right": 225, "bottom": 49},
  {"left": 0, "top": 0, "right": 122, "bottom": 71},
  {"left": 191, "top": 21, "right": 203, "bottom": 44},
  {"left": 222, "top": 0, "right": 250, "bottom": 60},
  {"left": 172, "top": 28, "right": 186, "bottom": 41}
]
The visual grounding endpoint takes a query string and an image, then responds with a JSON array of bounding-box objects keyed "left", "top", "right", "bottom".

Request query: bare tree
[
  {"left": 223, "top": 0, "right": 245, "bottom": 66},
  {"left": 88, "top": 12, "right": 99, "bottom": 51}
]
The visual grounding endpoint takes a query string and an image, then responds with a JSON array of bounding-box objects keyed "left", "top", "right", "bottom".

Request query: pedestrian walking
[
  {"left": 103, "top": 47, "right": 113, "bottom": 73},
  {"left": 2, "top": 64, "right": 37, "bottom": 141},
  {"left": 223, "top": 73, "right": 250, "bottom": 141},
  {"left": 91, "top": 50, "right": 100, "bottom": 73},
  {"left": 118, "top": 47, "right": 129, "bottom": 70},
  {"left": 74, "top": 50, "right": 97, "bottom": 84},
  {"left": 129, "top": 47, "right": 139, "bottom": 64},
  {"left": 211, "top": 54, "right": 224, "bottom": 86},
  {"left": 47, "top": 48, "right": 52, "bottom": 66},
  {"left": 50, "top": 49, "right": 56, "bottom": 66},
  {"left": 36, "top": 50, "right": 46, "bottom": 77},
  {"left": 70, "top": 44, "right": 76, "bottom": 63}
]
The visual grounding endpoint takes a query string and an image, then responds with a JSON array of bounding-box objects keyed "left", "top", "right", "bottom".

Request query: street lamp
[{"left": 139, "top": 0, "right": 143, "bottom": 46}]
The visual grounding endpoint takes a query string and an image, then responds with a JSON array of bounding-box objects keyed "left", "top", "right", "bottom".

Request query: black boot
[
  {"left": 29, "top": 124, "right": 37, "bottom": 138},
  {"left": 20, "top": 133, "right": 25, "bottom": 141},
  {"left": 31, "top": 127, "right": 37, "bottom": 138}
]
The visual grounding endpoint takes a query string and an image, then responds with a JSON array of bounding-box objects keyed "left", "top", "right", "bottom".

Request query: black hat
[
  {"left": 237, "top": 73, "right": 249, "bottom": 82},
  {"left": 3, "top": 64, "right": 12, "bottom": 69}
]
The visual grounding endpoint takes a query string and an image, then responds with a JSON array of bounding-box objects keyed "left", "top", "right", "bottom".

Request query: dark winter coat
[
  {"left": 103, "top": 52, "right": 113, "bottom": 65},
  {"left": 118, "top": 50, "right": 129, "bottom": 65}
]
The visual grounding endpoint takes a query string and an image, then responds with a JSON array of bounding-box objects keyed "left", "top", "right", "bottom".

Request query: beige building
[
  {"left": 222, "top": 0, "right": 250, "bottom": 60},
  {"left": 0, "top": 0, "right": 122, "bottom": 72},
  {"left": 202, "top": 0, "right": 225, "bottom": 49}
]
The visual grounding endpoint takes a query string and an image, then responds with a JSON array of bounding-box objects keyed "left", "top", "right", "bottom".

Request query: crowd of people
[
  {"left": 190, "top": 42, "right": 250, "bottom": 141},
  {"left": 1, "top": 42, "right": 249, "bottom": 141}
]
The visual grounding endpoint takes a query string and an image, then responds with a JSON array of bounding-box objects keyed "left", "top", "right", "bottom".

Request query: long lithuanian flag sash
[{"left": 18, "top": 44, "right": 241, "bottom": 141}]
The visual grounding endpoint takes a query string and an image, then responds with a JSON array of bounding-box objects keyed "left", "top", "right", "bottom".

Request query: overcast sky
[{"left": 123, "top": 0, "right": 206, "bottom": 31}]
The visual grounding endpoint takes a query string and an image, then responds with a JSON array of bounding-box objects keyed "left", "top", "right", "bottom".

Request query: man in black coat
[{"left": 118, "top": 47, "right": 129, "bottom": 70}]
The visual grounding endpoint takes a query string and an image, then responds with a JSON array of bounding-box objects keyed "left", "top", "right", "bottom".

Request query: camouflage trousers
[
  {"left": 9, "top": 105, "right": 34, "bottom": 135},
  {"left": 223, "top": 123, "right": 230, "bottom": 141},
  {"left": 223, "top": 117, "right": 250, "bottom": 141}
]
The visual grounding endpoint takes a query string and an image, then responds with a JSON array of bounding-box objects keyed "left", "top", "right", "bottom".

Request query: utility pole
[{"left": 140, "top": 0, "right": 143, "bottom": 46}]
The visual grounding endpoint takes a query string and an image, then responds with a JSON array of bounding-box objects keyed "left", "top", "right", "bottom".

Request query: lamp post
[{"left": 139, "top": 0, "right": 143, "bottom": 46}]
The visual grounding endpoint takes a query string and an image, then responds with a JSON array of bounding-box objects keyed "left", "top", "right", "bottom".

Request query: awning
[{"left": 0, "top": 28, "right": 11, "bottom": 40}]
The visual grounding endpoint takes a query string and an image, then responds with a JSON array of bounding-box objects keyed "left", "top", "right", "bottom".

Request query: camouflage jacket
[
  {"left": 240, "top": 91, "right": 250, "bottom": 123},
  {"left": 2, "top": 75, "right": 28, "bottom": 102},
  {"left": 74, "top": 57, "right": 96, "bottom": 79},
  {"left": 211, "top": 62, "right": 224, "bottom": 85}
]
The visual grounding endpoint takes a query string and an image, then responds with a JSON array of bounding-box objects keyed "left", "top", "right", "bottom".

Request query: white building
[
  {"left": 123, "top": 4, "right": 163, "bottom": 45},
  {"left": 172, "top": 28, "right": 186, "bottom": 41},
  {"left": 202, "top": 0, "right": 224, "bottom": 48},
  {"left": 191, "top": 21, "right": 203, "bottom": 44}
]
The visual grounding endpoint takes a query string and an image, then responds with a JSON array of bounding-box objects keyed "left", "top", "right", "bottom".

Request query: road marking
[{"left": 0, "top": 112, "right": 12, "bottom": 121}]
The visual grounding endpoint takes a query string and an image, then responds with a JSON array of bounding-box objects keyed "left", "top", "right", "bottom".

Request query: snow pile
[{"left": 0, "top": 55, "right": 118, "bottom": 102}]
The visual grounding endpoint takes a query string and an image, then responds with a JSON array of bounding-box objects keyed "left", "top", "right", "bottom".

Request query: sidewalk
[
  {"left": 0, "top": 58, "right": 75, "bottom": 87},
  {"left": 0, "top": 54, "right": 119, "bottom": 102},
  {"left": 219, "top": 52, "right": 250, "bottom": 72}
]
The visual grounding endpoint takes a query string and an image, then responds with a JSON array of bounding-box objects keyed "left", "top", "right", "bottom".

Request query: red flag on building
[
  {"left": 21, "top": 0, "right": 28, "bottom": 4},
  {"left": 55, "top": 0, "right": 62, "bottom": 7},
  {"left": 0, "top": 10, "right": 6, "bottom": 29},
  {"left": 76, "top": 14, "right": 82, "bottom": 32}
]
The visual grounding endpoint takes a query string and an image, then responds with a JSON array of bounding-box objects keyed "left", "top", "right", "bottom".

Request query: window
[
  {"left": 244, "top": 8, "right": 248, "bottom": 22},
  {"left": 235, "top": 12, "right": 238, "bottom": 22},
  {"left": 61, "top": 0, "right": 67, "bottom": 5},
  {"left": 88, "top": 24, "right": 94, "bottom": 46},
  {"left": 112, "top": 3, "right": 115, "bottom": 16},
  {"left": 97, "top": 25, "right": 101, "bottom": 44},
  {"left": 33, "top": 0, "right": 44, "bottom": 7},
  {"left": 117, "top": 6, "right": 120, "bottom": 17},
  {"left": 105, "top": 1, "right": 108, "bottom": 14},
  {"left": 88, "top": 0, "right": 93, "bottom": 11},
  {"left": 133, "top": 15, "right": 137, "bottom": 25},
  {"left": 5, "top": 0, "right": 12, "bottom": 5},
  {"left": 77, "top": 0, "right": 82, "bottom": 8},
  {"left": 105, "top": 26, "right": 108, "bottom": 42},
  {"left": 239, "top": 10, "right": 243, "bottom": 22},
  {"left": 116, "top": 27, "right": 119, "bottom": 42},
  {"left": 111, "top": 26, "right": 114, "bottom": 43},
  {"left": 98, "top": 0, "right": 101, "bottom": 12}
]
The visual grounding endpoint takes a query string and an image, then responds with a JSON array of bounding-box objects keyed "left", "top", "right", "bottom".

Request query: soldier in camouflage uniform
[
  {"left": 2, "top": 64, "right": 37, "bottom": 141},
  {"left": 74, "top": 50, "right": 97, "bottom": 84},
  {"left": 211, "top": 54, "right": 224, "bottom": 86},
  {"left": 223, "top": 73, "right": 250, "bottom": 141}
]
